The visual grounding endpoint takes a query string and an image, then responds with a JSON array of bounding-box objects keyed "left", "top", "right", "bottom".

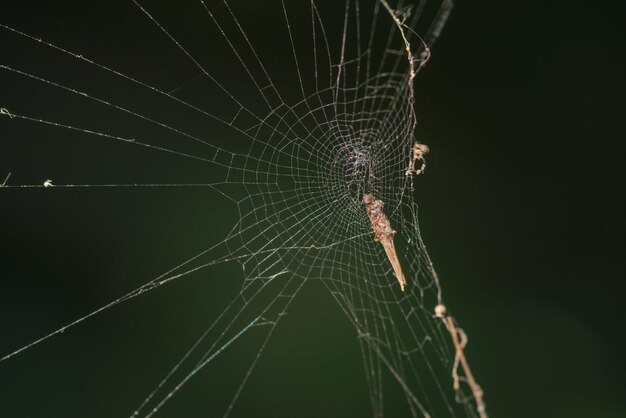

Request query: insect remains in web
[
  {"left": 363, "top": 193, "right": 407, "bottom": 291},
  {"left": 406, "top": 142, "right": 430, "bottom": 176}
]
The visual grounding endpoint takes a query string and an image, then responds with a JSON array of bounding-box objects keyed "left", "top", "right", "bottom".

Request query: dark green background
[{"left": 1, "top": 1, "right": 624, "bottom": 417}]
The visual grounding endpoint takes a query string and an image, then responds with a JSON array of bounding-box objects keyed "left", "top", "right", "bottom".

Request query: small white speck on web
[
  {"left": 0, "top": 107, "right": 15, "bottom": 118},
  {"left": 1, "top": 172, "right": 11, "bottom": 187},
  {"left": 43, "top": 179, "right": 54, "bottom": 188}
]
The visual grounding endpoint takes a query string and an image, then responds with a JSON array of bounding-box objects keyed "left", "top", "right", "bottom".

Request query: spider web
[{"left": 0, "top": 0, "right": 486, "bottom": 417}]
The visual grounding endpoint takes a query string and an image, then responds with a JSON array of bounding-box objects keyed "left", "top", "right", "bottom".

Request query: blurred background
[{"left": 0, "top": 1, "right": 624, "bottom": 417}]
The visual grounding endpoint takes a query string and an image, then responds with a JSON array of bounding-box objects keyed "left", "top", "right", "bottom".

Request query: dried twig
[
  {"left": 363, "top": 193, "right": 407, "bottom": 291},
  {"left": 435, "top": 304, "right": 488, "bottom": 418}
]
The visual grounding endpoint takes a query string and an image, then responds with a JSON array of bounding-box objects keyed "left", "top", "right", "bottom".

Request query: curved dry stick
[{"left": 436, "top": 304, "right": 488, "bottom": 418}]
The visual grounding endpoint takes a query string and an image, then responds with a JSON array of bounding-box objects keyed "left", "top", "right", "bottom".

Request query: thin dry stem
[{"left": 436, "top": 304, "right": 488, "bottom": 418}]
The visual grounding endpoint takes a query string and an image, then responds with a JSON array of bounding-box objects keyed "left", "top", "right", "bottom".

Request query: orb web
[{"left": 0, "top": 1, "right": 487, "bottom": 417}]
